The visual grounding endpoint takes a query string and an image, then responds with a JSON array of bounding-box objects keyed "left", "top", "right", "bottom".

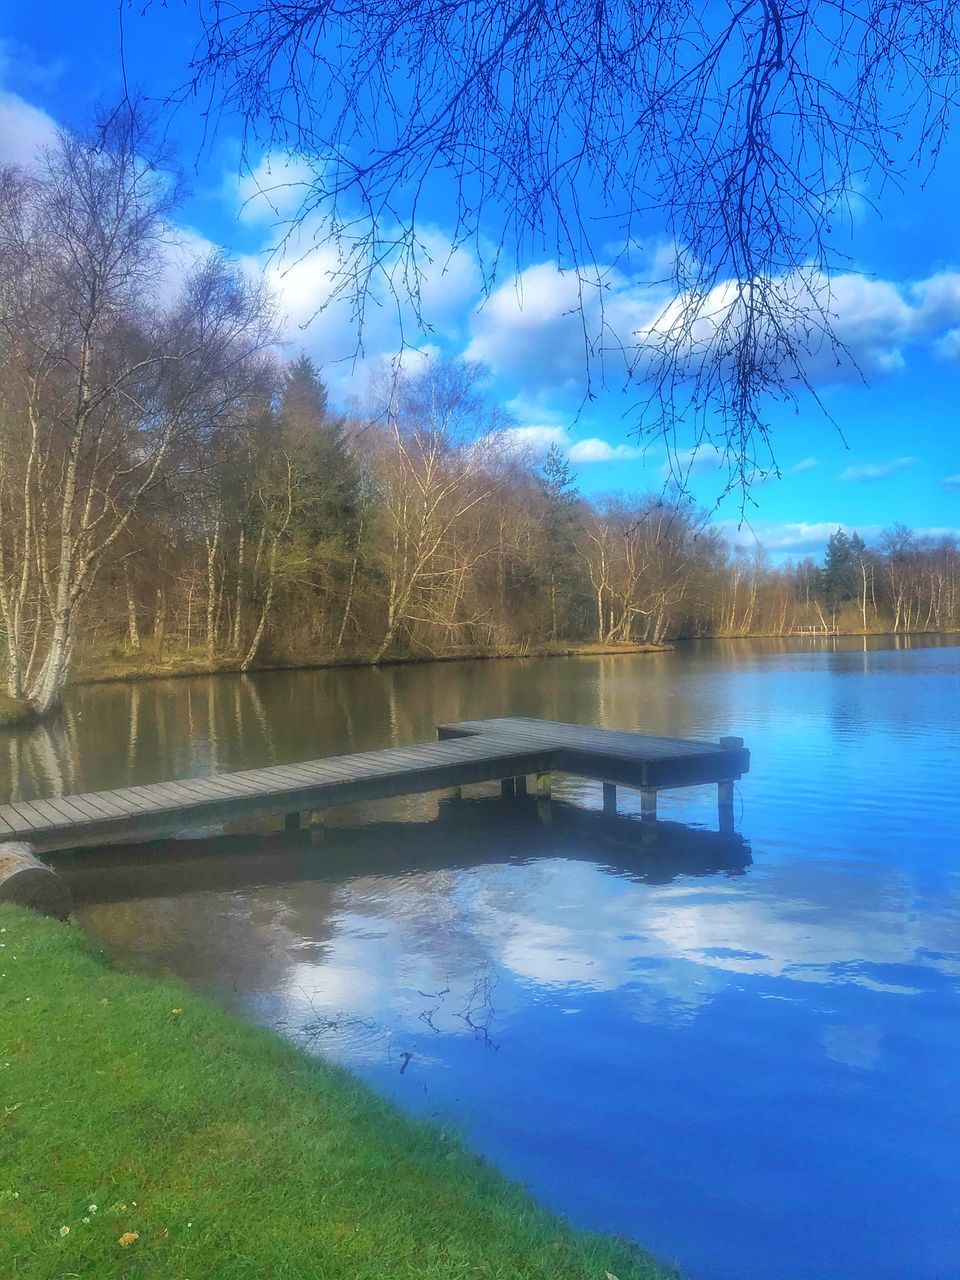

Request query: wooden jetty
[{"left": 0, "top": 717, "right": 749, "bottom": 856}]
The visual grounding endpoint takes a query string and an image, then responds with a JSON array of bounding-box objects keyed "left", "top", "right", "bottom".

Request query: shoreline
[
  {"left": 3, "top": 628, "right": 958, "bottom": 729},
  {"left": 0, "top": 642, "right": 672, "bottom": 727},
  {"left": 0, "top": 904, "right": 675, "bottom": 1280},
  {"left": 72, "top": 640, "right": 673, "bottom": 687}
]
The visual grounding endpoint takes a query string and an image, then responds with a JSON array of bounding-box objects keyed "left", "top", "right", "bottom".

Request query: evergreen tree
[
  {"left": 820, "top": 528, "right": 864, "bottom": 613},
  {"left": 540, "top": 445, "right": 581, "bottom": 640},
  {"left": 280, "top": 355, "right": 360, "bottom": 542}
]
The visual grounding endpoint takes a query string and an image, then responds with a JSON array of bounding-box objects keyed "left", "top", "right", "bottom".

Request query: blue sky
[{"left": 1, "top": 2, "right": 958, "bottom": 560}]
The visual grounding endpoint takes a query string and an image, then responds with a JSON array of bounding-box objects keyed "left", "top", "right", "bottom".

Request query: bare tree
[
  {"left": 176, "top": 1, "right": 960, "bottom": 486},
  {"left": 368, "top": 358, "right": 508, "bottom": 660},
  {"left": 0, "top": 112, "right": 276, "bottom": 716}
]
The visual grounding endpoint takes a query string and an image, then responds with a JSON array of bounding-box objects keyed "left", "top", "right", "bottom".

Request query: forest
[{"left": 1, "top": 121, "right": 958, "bottom": 718}]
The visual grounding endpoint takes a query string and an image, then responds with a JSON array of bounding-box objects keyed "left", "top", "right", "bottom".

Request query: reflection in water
[{"left": 9, "top": 636, "right": 960, "bottom": 1280}]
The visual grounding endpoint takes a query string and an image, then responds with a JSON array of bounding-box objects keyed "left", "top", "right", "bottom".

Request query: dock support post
[
  {"left": 602, "top": 782, "right": 617, "bottom": 815},
  {"left": 284, "top": 812, "right": 302, "bottom": 832},
  {"left": 717, "top": 781, "right": 735, "bottom": 833},
  {"left": 515, "top": 775, "right": 528, "bottom": 797},
  {"left": 640, "top": 788, "right": 657, "bottom": 823},
  {"left": 451, "top": 785, "right": 463, "bottom": 801},
  {"left": 536, "top": 771, "right": 552, "bottom": 800},
  {"left": 717, "top": 736, "right": 742, "bottom": 834},
  {"left": 501, "top": 778, "right": 516, "bottom": 798}
]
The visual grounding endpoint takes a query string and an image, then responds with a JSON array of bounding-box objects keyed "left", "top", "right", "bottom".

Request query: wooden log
[{"left": 0, "top": 842, "right": 71, "bottom": 919}]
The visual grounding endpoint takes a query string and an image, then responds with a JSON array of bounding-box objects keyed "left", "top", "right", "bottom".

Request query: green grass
[{"left": 0, "top": 906, "right": 677, "bottom": 1280}]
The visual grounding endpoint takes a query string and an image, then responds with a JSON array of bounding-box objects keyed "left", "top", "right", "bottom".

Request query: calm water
[{"left": 4, "top": 637, "right": 960, "bottom": 1280}]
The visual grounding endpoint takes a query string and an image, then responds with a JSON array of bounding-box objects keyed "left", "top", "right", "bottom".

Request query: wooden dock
[{"left": 0, "top": 717, "right": 749, "bottom": 855}]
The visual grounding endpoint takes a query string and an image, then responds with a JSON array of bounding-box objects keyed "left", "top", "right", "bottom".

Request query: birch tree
[{"left": 0, "top": 113, "right": 275, "bottom": 716}]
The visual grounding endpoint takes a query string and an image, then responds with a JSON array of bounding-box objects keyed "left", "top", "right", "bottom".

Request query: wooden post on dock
[
  {"left": 536, "top": 771, "right": 552, "bottom": 800},
  {"left": 515, "top": 775, "right": 528, "bottom": 796},
  {"left": 717, "top": 736, "right": 742, "bottom": 833},
  {"left": 717, "top": 782, "right": 734, "bottom": 832},
  {"left": 501, "top": 777, "right": 516, "bottom": 798},
  {"left": 640, "top": 788, "right": 657, "bottom": 822},
  {"left": 602, "top": 782, "right": 617, "bottom": 815},
  {"left": 284, "top": 811, "right": 302, "bottom": 832}
]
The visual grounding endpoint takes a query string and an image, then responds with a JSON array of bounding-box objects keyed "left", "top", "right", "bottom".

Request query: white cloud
[
  {"left": 942, "top": 473, "right": 960, "bottom": 491},
  {"left": 499, "top": 424, "right": 653, "bottom": 466},
  {"left": 568, "top": 437, "right": 646, "bottom": 463},
  {"left": 790, "top": 457, "right": 819, "bottom": 474},
  {"left": 234, "top": 153, "right": 316, "bottom": 223},
  {"left": 501, "top": 424, "right": 569, "bottom": 456},
  {"left": 0, "top": 88, "right": 57, "bottom": 166},
  {"left": 157, "top": 225, "right": 221, "bottom": 305},
  {"left": 240, "top": 212, "right": 483, "bottom": 396},
  {"left": 719, "top": 520, "right": 874, "bottom": 557},
  {"left": 838, "top": 457, "right": 915, "bottom": 483},
  {"left": 466, "top": 261, "right": 626, "bottom": 392},
  {"left": 465, "top": 258, "right": 960, "bottom": 400},
  {"left": 935, "top": 328, "right": 960, "bottom": 362},
  {"left": 662, "top": 445, "right": 726, "bottom": 477},
  {"left": 720, "top": 520, "right": 960, "bottom": 558}
]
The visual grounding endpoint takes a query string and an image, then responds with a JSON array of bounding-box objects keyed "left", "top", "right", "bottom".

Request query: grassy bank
[
  {"left": 0, "top": 905, "right": 676, "bottom": 1280},
  {"left": 71, "top": 639, "right": 671, "bottom": 688}
]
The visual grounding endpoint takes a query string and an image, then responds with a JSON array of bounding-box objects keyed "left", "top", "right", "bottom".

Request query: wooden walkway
[{"left": 0, "top": 717, "right": 749, "bottom": 854}]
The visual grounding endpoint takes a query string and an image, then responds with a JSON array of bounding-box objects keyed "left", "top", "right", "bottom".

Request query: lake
[{"left": 4, "top": 636, "right": 959, "bottom": 1280}]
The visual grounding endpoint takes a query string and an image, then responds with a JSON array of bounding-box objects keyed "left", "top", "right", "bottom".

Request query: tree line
[{"left": 1, "top": 120, "right": 957, "bottom": 718}]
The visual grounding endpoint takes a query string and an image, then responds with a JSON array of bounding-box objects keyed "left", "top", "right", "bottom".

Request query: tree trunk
[
  {"left": 154, "top": 588, "right": 167, "bottom": 661},
  {"left": 125, "top": 564, "right": 141, "bottom": 653},
  {"left": 206, "top": 518, "right": 221, "bottom": 668},
  {"left": 232, "top": 526, "right": 245, "bottom": 654},
  {"left": 335, "top": 518, "right": 363, "bottom": 656},
  {"left": 241, "top": 536, "right": 278, "bottom": 671}
]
